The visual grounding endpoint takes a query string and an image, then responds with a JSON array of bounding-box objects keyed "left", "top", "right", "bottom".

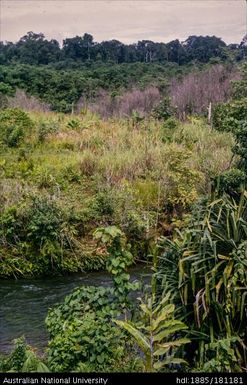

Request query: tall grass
[{"left": 0, "top": 110, "right": 235, "bottom": 275}]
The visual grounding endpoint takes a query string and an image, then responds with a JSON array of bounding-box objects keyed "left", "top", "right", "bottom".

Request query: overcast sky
[{"left": 0, "top": 0, "right": 246, "bottom": 45}]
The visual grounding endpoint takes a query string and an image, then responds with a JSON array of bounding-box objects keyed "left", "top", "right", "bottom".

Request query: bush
[
  {"left": 232, "top": 61, "right": 247, "bottom": 100},
  {"left": 92, "top": 190, "right": 115, "bottom": 217},
  {"left": 0, "top": 196, "right": 81, "bottom": 276},
  {"left": 164, "top": 145, "right": 203, "bottom": 210},
  {"left": 46, "top": 286, "right": 134, "bottom": 372},
  {"left": 67, "top": 118, "right": 81, "bottom": 130},
  {"left": 0, "top": 337, "right": 48, "bottom": 372},
  {"left": 214, "top": 168, "right": 246, "bottom": 194},
  {"left": 152, "top": 97, "right": 176, "bottom": 120},
  {"left": 164, "top": 117, "right": 179, "bottom": 130},
  {"left": 0, "top": 108, "right": 34, "bottom": 147},
  {"left": 37, "top": 120, "right": 59, "bottom": 143},
  {"left": 233, "top": 121, "right": 247, "bottom": 171},
  {"left": 212, "top": 98, "right": 247, "bottom": 133}
]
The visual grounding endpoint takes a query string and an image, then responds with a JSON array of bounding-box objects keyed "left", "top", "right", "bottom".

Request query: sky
[{"left": 0, "top": 0, "right": 246, "bottom": 45}]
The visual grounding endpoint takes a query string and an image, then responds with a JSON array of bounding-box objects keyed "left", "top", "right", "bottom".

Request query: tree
[
  {"left": 62, "top": 33, "right": 94, "bottom": 61},
  {"left": 15, "top": 32, "right": 60, "bottom": 64},
  {"left": 167, "top": 40, "right": 187, "bottom": 65},
  {"left": 184, "top": 35, "right": 226, "bottom": 63}
]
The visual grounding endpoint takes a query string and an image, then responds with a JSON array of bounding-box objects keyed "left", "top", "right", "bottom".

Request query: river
[{"left": 0, "top": 266, "right": 150, "bottom": 354}]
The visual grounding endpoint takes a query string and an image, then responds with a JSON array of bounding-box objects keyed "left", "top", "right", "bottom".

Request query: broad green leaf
[
  {"left": 154, "top": 338, "right": 190, "bottom": 356},
  {"left": 154, "top": 357, "right": 188, "bottom": 369},
  {"left": 114, "top": 319, "right": 151, "bottom": 357},
  {"left": 153, "top": 321, "right": 188, "bottom": 342},
  {"left": 152, "top": 304, "right": 175, "bottom": 331}
]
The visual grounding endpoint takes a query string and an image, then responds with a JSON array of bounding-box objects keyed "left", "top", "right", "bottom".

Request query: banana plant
[{"left": 115, "top": 291, "right": 190, "bottom": 372}]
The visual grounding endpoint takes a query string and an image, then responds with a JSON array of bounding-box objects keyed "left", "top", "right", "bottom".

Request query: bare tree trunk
[{"left": 207, "top": 102, "right": 212, "bottom": 127}]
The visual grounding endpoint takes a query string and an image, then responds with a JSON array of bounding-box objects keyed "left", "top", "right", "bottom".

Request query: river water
[{"left": 0, "top": 266, "right": 150, "bottom": 354}]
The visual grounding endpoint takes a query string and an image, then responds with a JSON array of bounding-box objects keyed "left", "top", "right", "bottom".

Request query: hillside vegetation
[
  {"left": 0, "top": 32, "right": 246, "bottom": 112},
  {"left": 0, "top": 34, "right": 246, "bottom": 373},
  {"left": 0, "top": 110, "right": 234, "bottom": 277}
]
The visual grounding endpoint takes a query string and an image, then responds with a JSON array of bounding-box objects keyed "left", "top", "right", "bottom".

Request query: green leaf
[
  {"left": 114, "top": 320, "right": 151, "bottom": 358},
  {"left": 154, "top": 339, "right": 190, "bottom": 356},
  {"left": 154, "top": 357, "right": 188, "bottom": 369},
  {"left": 152, "top": 304, "right": 175, "bottom": 331},
  {"left": 153, "top": 321, "right": 188, "bottom": 342}
]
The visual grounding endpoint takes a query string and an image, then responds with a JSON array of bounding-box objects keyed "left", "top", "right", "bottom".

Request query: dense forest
[
  {"left": 1, "top": 32, "right": 246, "bottom": 65},
  {"left": 0, "top": 31, "right": 247, "bottom": 374},
  {"left": 0, "top": 32, "right": 246, "bottom": 112}
]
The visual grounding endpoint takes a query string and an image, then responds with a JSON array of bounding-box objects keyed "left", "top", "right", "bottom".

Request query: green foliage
[
  {"left": 115, "top": 291, "right": 190, "bottom": 372},
  {"left": 184, "top": 35, "right": 227, "bottom": 63},
  {"left": 214, "top": 168, "right": 246, "bottom": 194},
  {"left": 212, "top": 62, "right": 247, "bottom": 177},
  {"left": 233, "top": 61, "right": 247, "bottom": 100},
  {"left": 67, "top": 118, "right": 81, "bottom": 130},
  {"left": 0, "top": 110, "right": 233, "bottom": 277},
  {"left": 0, "top": 62, "right": 180, "bottom": 112},
  {"left": 165, "top": 146, "right": 202, "bottom": 210},
  {"left": 157, "top": 191, "right": 247, "bottom": 371},
  {"left": 37, "top": 120, "right": 59, "bottom": 143},
  {"left": 94, "top": 226, "right": 139, "bottom": 306},
  {"left": 0, "top": 337, "right": 49, "bottom": 372},
  {"left": 0, "top": 108, "right": 33, "bottom": 147},
  {"left": 92, "top": 190, "right": 115, "bottom": 216},
  {"left": 45, "top": 227, "right": 142, "bottom": 371},
  {"left": 199, "top": 337, "right": 242, "bottom": 372},
  {"left": 0, "top": 82, "right": 14, "bottom": 107},
  {"left": 26, "top": 197, "right": 64, "bottom": 247},
  {"left": 163, "top": 117, "right": 179, "bottom": 130},
  {"left": 0, "top": 32, "right": 231, "bottom": 67},
  {"left": 0, "top": 82, "right": 14, "bottom": 96},
  {"left": 45, "top": 285, "right": 137, "bottom": 372},
  {"left": 0, "top": 196, "right": 86, "bottom": 277},
  {"left": 152, "top": 97, "right": 176, "bottom": 120},
  {"left": 233, "top": 121, "right": 247, "bottom": 171},
  {"left": 212, "top": 98, "right": 247, "bottom": 133}
]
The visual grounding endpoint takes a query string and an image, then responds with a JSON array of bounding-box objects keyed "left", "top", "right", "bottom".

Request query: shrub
[
  {"left": 0, "top": 196, "right": 80, "bottom": 276},
  {"left": 92, "top": 190, "right": 115, "bottom": 217},
  {"left": 94, "top": 226, "right": 139, "bottom": 306},
  {"left": 199, "top": 337, "right": 242, "bottom": 372},
  {"left": 152, "top": 97, "right": 176, "bottom": 120},
  {"left": 115, "top": 291, "right": 190, "bottom": 372},
  {"left": 164, "top": 146, "right": 203, "bottom": 210},
  {"left": 233, "top": 121, "right": 247, "bottom": 171},
  {"left": 46, "top": 285, "right": 136, "bottom": 372},
  {"left": 24, "top": 196, "right": 64, "bottom": 249},
  {"left": 0, "top": 337, "right": 48, "bottom": 372},
  {"left": 0, "top": 108, "right": 34, "bottom": 147},
  {"left": 164, "top": 117, "right": 179, "bottom": 130},
  {"left": 212, "top": 98, "right": 247, "bottom": 133},
  {"left": 232, "top": 61, "right": 247, "bottom": 100},
  {"left": 37, "top": 120, "right": 59, "bottom": 143},
  {"left": 213, "top": 168, "right": 246, "bottom": 194},
  {"left": 67, "top": 118, "right": 81, "bottom": 130},
  {"left": 46, "top": 227, "right": 141, "bottom": 371}
]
